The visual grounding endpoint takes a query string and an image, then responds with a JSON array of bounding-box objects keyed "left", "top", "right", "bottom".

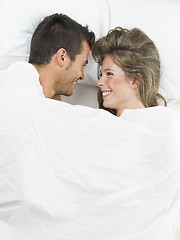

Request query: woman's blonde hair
[{"left": 92, "top": 27, "right": 166, "bottom": 115}]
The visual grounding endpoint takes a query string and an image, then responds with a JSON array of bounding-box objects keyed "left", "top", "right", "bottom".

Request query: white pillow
[
  {"left": 1, "top": 0, "right": 180, "bottom": 108},
  {"left": 167, "top": 98, "right": 180, "bottom": 113},
  {"left": 0, "top": 0, "right": 109, "bottom": 87},
  {"left": 0, "top": 0, "right": 109, "bottom": 107},
  {"left": 107, "top": 0, "right": 180, "bottom": 100}
]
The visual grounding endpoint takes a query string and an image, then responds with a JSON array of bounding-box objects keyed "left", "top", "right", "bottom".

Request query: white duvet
[
  {"left": 0, "top": 99, "right": 180, "bottom": 240},
  {"left": 0, "top": 63, "right": 180, "bottom": 240}
]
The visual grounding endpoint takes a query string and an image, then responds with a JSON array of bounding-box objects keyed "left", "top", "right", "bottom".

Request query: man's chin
[
  {"left": 57, "top": 85, "right": 74, "bottom": 97},
  {"left": 52, "top": 95, "right": 61, "bottom": 101},
  {"left": 62, "top": 91, "right": 73, "bottom": 97}
]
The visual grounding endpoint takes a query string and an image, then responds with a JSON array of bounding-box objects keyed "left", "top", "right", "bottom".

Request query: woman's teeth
[{"left": 102, "top": 91, "right": 111, "bottom": 96}]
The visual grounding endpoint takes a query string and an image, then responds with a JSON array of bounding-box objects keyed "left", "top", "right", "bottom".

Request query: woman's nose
[{"left": 97, "top": 76, "right": 104, "bottom": 87}]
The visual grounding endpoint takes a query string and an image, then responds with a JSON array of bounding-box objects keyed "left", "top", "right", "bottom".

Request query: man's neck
[{"left": 32, "top": 64, "right": 61, "bottom": 101}]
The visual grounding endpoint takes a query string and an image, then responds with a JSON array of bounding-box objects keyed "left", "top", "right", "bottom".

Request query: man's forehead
[{"left": 80, "top": 41, "right": 90, "bottom": 60}]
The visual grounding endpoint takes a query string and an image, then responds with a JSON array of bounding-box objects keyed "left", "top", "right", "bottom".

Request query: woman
[
  {"left": 92, "top": 27, "right": 167, "bottom": 117},
  {"left": 91, "top": 29, "right": 180, "bottom": 238}
]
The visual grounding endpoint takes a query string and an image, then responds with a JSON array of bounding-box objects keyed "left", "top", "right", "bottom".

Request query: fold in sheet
[
  {"left": 0, "top": 62, "right": 180, "bottom": 239},
  {"left": 0, "top": 97, "right": 180, "bottom": 240}
]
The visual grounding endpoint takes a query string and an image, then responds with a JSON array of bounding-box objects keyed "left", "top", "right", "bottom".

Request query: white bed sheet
[{"left": 0, "top": 94, "right": 180, "bottom": 239}]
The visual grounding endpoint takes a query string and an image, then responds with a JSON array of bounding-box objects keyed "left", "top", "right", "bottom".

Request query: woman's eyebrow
[{"left": 103, "top": 68, "right": 115, "bottom": 72}]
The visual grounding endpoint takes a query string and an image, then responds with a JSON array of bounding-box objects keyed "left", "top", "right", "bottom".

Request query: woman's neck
[{"left": 116, "top": 101, "right": 145, "bottom": 117}]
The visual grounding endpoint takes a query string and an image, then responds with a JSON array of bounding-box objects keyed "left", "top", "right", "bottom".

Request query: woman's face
[{"left": 97, "top": 55, "right": 137, "bottom": 111}]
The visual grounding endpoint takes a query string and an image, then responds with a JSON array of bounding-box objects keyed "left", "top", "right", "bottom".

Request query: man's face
[{"left": 54, "top": 40, "right": 90, "bottom": 96}]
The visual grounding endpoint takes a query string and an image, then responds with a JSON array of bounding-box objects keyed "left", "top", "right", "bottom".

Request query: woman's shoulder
[
  {"left": 121, "top": 106, "right": 180, "bottom": 136},
  {"left": 122, "top": 106, "right": 179, "bottom": 119},
  {"left": 146, "top": 106, "right": 180, "bottom": 122}
]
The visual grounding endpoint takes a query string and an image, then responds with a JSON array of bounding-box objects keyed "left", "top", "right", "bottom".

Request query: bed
[{"left": 0, "top": 0, "right": 180, "bottom": 239}]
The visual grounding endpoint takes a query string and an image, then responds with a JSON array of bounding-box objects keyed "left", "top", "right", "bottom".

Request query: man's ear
[
  {"left": 131, "top": 73, "right": 141, "bottom": 89},
  {"left": 56, "top": 48, "right": 68, "bottom": 67}
]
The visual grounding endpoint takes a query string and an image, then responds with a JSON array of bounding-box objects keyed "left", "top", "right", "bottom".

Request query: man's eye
[{"left": 98, "top": 72, "right": 102, "bottom": 79}]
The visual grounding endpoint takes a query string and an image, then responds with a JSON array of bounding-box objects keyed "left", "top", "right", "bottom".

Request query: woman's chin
[{"left": 103, "top": 102, "right": 112, "bottom": 109}]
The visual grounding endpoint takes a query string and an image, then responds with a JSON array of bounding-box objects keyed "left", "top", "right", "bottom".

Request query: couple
[{"left": 2, "top": 13, "right": 166, "bottom": 118}]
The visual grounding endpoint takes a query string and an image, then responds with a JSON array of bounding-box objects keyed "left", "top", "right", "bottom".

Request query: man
[
  {"left": 0, "top": 13, "right": 95, "bottom": 101},
  {"left": 29, "top": 13, "right": 95, "bottom": 100}
]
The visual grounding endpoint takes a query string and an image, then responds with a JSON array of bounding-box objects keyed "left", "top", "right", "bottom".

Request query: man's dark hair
[{"left": 29, "top": 13, "right": 95, "bottom": 66}]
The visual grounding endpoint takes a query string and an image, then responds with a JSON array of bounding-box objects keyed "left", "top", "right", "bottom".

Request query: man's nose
[{"left": 79, "top": 71, "right": 85, "bottom": 81}]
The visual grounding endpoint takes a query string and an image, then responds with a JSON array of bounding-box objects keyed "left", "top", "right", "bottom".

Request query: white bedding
[{"left": 0, "top": 68, "right": 180, "bottom": 238}]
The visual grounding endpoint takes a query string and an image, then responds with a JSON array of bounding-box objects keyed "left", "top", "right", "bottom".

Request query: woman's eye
[{"left": 107, "top": 72, "right": 113, "bottom": 76}]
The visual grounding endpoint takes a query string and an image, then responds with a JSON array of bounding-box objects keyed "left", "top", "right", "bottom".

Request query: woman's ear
[{"left": 131, "top": 73, "right": 141, "bottom": 89}]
